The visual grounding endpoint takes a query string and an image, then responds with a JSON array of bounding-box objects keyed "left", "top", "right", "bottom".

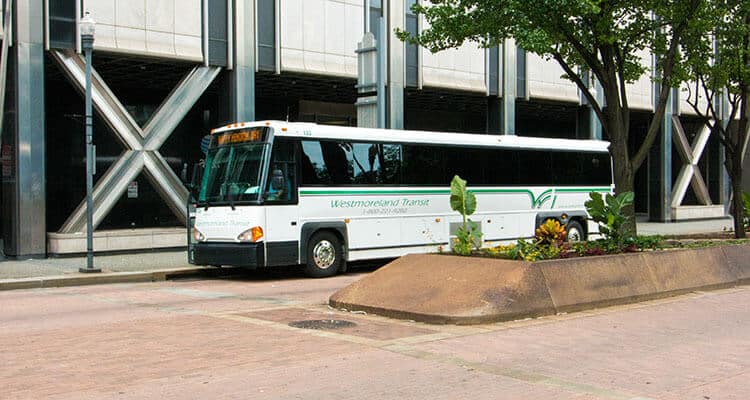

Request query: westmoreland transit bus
[{"left": 188, "top": 121, "right": 613, "bottom": 277}]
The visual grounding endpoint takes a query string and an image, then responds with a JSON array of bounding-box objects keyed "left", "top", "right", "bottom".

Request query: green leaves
[
  {"left": 450, "top": 175, "right": 476, "bottom": 216},
  {"left": 585, "top": 191, "right": 635, "bottom": 247},
  {"left": 742, "top": 192, "right": 750, "bottom": 231},
  {"left": 450, "top": 175, "right": 481, "bottom": 255}
]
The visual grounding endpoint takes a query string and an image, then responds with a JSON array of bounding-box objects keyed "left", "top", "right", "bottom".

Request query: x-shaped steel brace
[
  {"left": 670, "top": 115, "right": 713, "bottom": 208},
  {"left": 51, "top": 50, "right": 221, "bottom": 233}
]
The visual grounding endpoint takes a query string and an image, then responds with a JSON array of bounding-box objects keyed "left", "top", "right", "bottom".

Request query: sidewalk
[
  {"left": 0, "top": 251, "right": 193, "bottom": 280},
  {"left": 636, "top": 215, "right": 735, "bottom": 236},
  {"left": 0, "top": 251, "right": 237, "bottom": 291}
]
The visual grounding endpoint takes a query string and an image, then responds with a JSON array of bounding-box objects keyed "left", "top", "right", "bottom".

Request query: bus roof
[{"left": 211, "top": 120, "right": 610, "bottom": 153}]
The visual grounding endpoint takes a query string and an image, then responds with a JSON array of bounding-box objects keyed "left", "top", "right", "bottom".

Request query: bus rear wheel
[
  {"left": 565, "top": 220, "right": 585, "bottom": 243},
  {"left": 304, "top": 231, "right": 343, "bottom": 278}
]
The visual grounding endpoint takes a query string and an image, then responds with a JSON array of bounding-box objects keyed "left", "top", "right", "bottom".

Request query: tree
[
  {"left": 397, "top": 0, "right": 707, "bottom": 234},
  {"left": 680, "top": 0, "right": 750, "bottom": 238}
]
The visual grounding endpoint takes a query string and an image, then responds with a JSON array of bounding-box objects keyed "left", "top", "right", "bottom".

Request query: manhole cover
[{"left": 288, "top": 319, "right": 356, "bottom": 330}]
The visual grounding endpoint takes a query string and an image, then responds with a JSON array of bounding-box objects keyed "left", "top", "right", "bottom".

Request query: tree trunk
[
  {"left": 729, "top": 80, "right": 750, "bottom": 238},
  {"left": 606, "top": 131, "right": 637, "bottom": 236},
  {"left": 612, "top": 151, "right": 637, "bottom": 236},
  {"left": 602, "top": 97, "right": 638, "bottom": 237}
]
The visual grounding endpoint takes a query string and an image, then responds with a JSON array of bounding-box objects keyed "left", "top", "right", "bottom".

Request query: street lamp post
[{"left": 79, "top": 12, "right": 100, "bottom": 273}]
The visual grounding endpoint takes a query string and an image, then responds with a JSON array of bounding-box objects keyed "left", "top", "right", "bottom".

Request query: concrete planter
[{"left": 330, "top": 244, "right": 750, "bottom": 325}]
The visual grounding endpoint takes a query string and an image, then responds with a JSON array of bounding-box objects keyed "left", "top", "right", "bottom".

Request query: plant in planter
[
  {"left": 535, "top": 219, "right": 567, "bottom": 246},
  {"left": 584, "top": 191, "right": 635, "bottom": 251},
  {"left": 494, "top": 220, "right": 569, "bottom": 262},
  {"left": 449, "top": 175, "right": 482, "bottom": 256}
]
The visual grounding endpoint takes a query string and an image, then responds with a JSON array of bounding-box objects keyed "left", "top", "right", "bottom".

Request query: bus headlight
[
  {"left": 238, "top": 226, "right": 263, "bottom": 242},
  {"left": 193, "top": 227, "right": 206, "bottom": 242}
]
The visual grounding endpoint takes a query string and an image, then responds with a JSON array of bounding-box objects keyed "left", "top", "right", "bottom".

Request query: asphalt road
[{"left": 2, "top": 266, "right": 748, "bottom": 399}]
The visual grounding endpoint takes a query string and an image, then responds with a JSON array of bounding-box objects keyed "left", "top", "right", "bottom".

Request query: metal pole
[
  {"left": 377, "top": 16, "right": 386, "bottom": 128},
  {"left": 80, "top": 35, "right": 100, "bottom": 273}
]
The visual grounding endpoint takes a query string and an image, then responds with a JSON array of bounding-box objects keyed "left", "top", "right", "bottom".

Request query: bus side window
[
  {"left": 301, "top": 140, "right": 332, "bottom": 185},
  {"left": 380, "top": 144, "right": 401, "bottom": 185},
  {"left": 402, "top": 145, "right": 444, "bottom": 185}
]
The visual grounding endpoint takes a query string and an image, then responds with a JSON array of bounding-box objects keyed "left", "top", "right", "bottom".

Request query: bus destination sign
[{"left": 216, "top": 128, "right": 265, "bottom": 146}]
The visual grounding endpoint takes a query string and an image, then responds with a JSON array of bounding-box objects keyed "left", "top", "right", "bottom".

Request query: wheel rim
[
  {"left": 568, "top": 227, "right": 582, "bottom": 242},
  {"left": 312, "top": 240, "right": 336, "bottom": 269}
]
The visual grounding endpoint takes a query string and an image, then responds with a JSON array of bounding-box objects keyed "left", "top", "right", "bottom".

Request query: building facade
[{"left": 0, "top": 0, "right": 730, "bottom": 258}]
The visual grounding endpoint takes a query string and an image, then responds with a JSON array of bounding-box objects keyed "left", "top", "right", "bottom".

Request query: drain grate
[{"left": 288, "top": 319, "right": 356, "bottom": 330}]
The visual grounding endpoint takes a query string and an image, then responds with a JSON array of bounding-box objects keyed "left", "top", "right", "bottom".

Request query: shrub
[
  {"left": 495, "top": 219, "right": 570, "bottom": 262},
  {"left": 535, "top": 219, "right": 567, "bottom": 246},
  {"left": 628, "top": 235, "right": 664, "bottom": 251}
]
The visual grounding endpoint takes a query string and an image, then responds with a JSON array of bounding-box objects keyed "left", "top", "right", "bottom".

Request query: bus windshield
[{"left": 199, "top": 142, "right": 268, "bottom": 204}]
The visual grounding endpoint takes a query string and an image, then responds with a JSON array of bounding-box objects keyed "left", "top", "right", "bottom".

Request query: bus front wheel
[
  {"left": 565, "top": 220, "right": 585, "bottom": 243},
  {"left": 304, "top": 231, "right": 343, "bottom": 278}
]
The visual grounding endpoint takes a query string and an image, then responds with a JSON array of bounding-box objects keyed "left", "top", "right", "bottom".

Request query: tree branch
[
  {"left": 552, "top": 51, "right": 607, "bottom": 135},
  {"left": 631, "top": 4, "right": 697, "bottom": 171}
]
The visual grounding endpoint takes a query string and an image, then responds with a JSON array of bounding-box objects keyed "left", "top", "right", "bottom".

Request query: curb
[{"left": 0, "top": 267, "right": 240, "bottom": 291}]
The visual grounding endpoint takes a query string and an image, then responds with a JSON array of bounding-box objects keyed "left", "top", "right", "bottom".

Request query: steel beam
[
  {"left": 143, "top": 65, "right": 221, "bottom": 150},
  {"left": 51, "top": 50, "right": 220, "bottom": 233},
  {"left": 51, "top": 50, "right": 143, "bottom": 148},
  {"left": 143, "top": 151, "right": 190, "bottom": 223},
  {"left": 670, "top": 116, "right": 713, "bottom": 207},
  {"left": 61, "top": 151, "right": 144, "bottom": 233}
]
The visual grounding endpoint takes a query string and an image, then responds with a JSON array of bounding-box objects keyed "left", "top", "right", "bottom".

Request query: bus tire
[
  {"left": 565, "top": 220, "right": 585, "bottom": 243},
  {"left": 304, "top": 231, "right": 342, "bottom": 278}
]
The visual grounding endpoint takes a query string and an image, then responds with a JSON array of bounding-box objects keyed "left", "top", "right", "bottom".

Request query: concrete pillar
[
  {"left": 228, "top": 0, "right": 255, "bottom": 122},
  {"left": 1, "top": 1, "right": 46, "bottom": 257},
  {"left": 500, "top": 39, "right": 516, "bottom": 135},
  {"left": 649, "top": 87, "right": 676, "bottom": 222},
  {"left": 576, "top": 72, "right": 603, "bottom": 140},
  {"left": 387, "top": 0, "right": 405, "bottom": 129}
]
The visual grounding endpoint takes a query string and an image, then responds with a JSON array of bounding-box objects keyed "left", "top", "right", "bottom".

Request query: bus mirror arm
[
  {"left": 180, "top": 163, "right": 189, "bottom": 185},
  {"left": 187, "top": 162, "right": 204, "bottom": 197}
]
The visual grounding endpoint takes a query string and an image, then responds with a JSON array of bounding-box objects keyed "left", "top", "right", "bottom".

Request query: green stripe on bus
[
  {"left": 299, "top": 189, "right": 449, "bottom": 196},
  {"left": 555, "top": 187, "right": 611, "bottom": 193},
  {"left": 299, "top": 187, "right": 611, "bottom": 206}
]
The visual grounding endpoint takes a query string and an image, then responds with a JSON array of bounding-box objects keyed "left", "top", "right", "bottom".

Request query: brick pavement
[{"left": 1, "top": 270, "right": 748, "bottom": 399}]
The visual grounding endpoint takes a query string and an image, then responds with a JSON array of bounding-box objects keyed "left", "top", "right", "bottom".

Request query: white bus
[{"left": 188, "top": 121, "right": 613, "bottom": 277}]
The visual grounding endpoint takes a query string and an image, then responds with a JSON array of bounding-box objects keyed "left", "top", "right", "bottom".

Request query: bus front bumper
[{"left": 192, "top": 242, "right": 264, "bottom": 268}]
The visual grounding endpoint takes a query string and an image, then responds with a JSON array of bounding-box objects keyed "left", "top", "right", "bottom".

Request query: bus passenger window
[
  {"left": 302, "top": 141, "right": 332, "bottom": 185},
  {"left": 380, "top": 144, "right": 401, "bottom": 184}
]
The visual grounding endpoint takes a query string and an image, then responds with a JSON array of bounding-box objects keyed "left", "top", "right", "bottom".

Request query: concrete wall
[
  {"left": 84, "top": 0, "right": 203, "bottom": 61},
  {"left": 420, "top": 42, "right": 486, "bottom": 92},
  {"left": 280, "top": 0, "right": 363, "bottom": 77},
  {"left": 526, "top": 53, "right": 578, "bottom": 103},
  {"left": 626, "top": 49, "right": 653, "bottom": 111}
]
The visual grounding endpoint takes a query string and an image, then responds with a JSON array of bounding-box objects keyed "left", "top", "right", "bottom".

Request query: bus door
[{"left": 263, "top": 139, "right": 300, "bottom": 266}]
